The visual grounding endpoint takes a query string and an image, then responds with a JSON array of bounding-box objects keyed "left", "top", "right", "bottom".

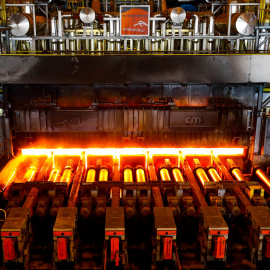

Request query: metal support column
[{"left": 254, "top": 85, "right": 264, "bottom": 154}]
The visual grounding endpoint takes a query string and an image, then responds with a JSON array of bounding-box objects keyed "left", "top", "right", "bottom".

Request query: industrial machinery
[{"left": 0, "top": 0, "right": 270, "bottom": 269}]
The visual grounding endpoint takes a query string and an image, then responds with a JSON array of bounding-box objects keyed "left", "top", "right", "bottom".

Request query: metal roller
[
  {"left": 124, "top": 168, "right": 133, "bottom": 182},
  {"left": 160, "top": 168, "right": 171, "bottom": 181},
  {"left": 208, "top": 168, "right": 221, "bottom": 182},
  {"left": 60, "top": 159, "right": 73, "bottom": 183},
  {"left": 172, "top": 168, "right": 184, "bottom": 182},
  {"left": 196, "top": 168, "right": 210, "bottom": 185},
  {"left": 23, "top": 167, "right": 36, "bottom": 182},
  {"left": 136, "top": 168, "right": 146, "bottom": 182},
  {"left": 169, "top": 7, "right": 186, "bottom": 24},
  {"left": 256, "top": 168, "right": 270, "bottom": 189},
  {"left": 48, "top": 168, "right": 60, "bottom": 182},
  {"left": 79, "top": 7, "right": 95, "bottom": 24},
  {"left": 61, "top": 168, "right": 72, "bottom": 183},
  {"left": 86, "top": 168, "right": 96, "bottom": 182},
  {"left": 99, "top": 168, "right": 108, "bottom": 181},
  {"left": 215, "top": 12, "right": 257, "bottom": 35},
  {"left": 231, "top": 168, "right": 245, "bottom": 181},
  {"left": 8, "top": 13, "right": 46, "bottom": 37},
  {"left": 226, "top": 159, "right": 245, "bottom": 181},
  {"left": 23, "top": 160, "right": 39, "bottom": 182}
]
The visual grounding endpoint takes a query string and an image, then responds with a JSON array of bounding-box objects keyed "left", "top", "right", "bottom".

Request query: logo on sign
[
  {"left": 134, "top": 21, "right": 148, "bottom": 27},
  {"left": 184, "top": 114, "right": 202, "bottom": 124},
  {"left": 120, "top": 5, "right": 150, "bottom": 36}
]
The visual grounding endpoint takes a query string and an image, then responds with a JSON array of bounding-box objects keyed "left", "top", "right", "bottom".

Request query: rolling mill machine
[{"left": 1, "top": 0, "right": 270, "bottom": 269}]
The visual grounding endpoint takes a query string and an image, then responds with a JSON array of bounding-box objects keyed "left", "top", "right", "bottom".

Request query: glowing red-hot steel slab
[
  {"left": 21, "top": 148, "right": 245, "bottom": 160},
  {"left": 172, "top": 168, "right": 184, "bottom": 182},
  {"left": 208, "top": 168, "right": 222, "bottom": 182},
  {"left": 160, "top": 168, "right": 171, "bottom": 181},
  {"left": 124, "top": 168, "right": 133, "bottom": 182},
  {"left": 86, "top": 168, "right": 96, "bottom": 182}
]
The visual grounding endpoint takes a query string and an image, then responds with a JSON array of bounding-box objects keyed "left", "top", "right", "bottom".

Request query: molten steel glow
[
  {"left": 3, "top": 169, "right": 16, "bottom": 190},
  {"left": 136, "top": 168, "right": 146, "bottom": 182},
  {"left": 21, "top": 147, "right": 244, "bottom": 158},
  {"left": 196, "top": 168, "right": 210, "bottom": 185},
  {"left": 232, "top": 168, "right": 245, "bottom": 181},
  {"left": 48, "top": 168, "right": 60, "bottom": 182},
  {"left": 172, "top": 168, "right": 184, "bottom": 182},
  {"left": 61, "top": 168, "right": 72, "bottom": 183},
  {"left": 160, "top": 168, "right": 171, "bottom": 181},
  {"left": 21, "top": 149, "right": 53, "bottom": 156},
  {"left": 86, "top": 169, "right": 96, "bottom": 182},
  {"left": 208, "top": 168, "right": 222, "bottom": 182},
  {"left": 23, "top": 168, "right": 36, "bottom": 182},
  {"left": 99, "top": 169, "right": 108, "bottom": 182},
  {"left": 256, "top": 169, "right": 270, "bottom": 188},
  {"left": 124, "top": 168, "right": 133, "bottom": 183}
]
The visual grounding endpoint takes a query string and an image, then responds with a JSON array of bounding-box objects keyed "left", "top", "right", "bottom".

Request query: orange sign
[{"left": 120, "top": 6, "right": 150, "bottom": 36}]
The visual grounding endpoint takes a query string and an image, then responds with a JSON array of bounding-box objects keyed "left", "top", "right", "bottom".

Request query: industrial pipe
[
  {"left": 8, "top": 13, "right": 46, "bottom": 36},
  {"left": 215, "top": 12, "right": 257, "bottom": 35}
]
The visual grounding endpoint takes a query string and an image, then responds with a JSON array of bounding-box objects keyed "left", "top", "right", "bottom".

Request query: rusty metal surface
[
  {"left": 53, "top": 207, "right": 77, "bottom": 232},
  {"left": 1, "top": 207, "right": 30, "bottom": 232},
  {"left": 153, "top": 207, "right": 177, "bottom": 231},
  {"left": 0, "top": 54, "right": 269, "bottom": 84},
  {"left": 200, "top": 206, "right": 228, "bottom": 230},
  {"left": 105, "top": 207, "right": 125, "bottom": 231}
]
